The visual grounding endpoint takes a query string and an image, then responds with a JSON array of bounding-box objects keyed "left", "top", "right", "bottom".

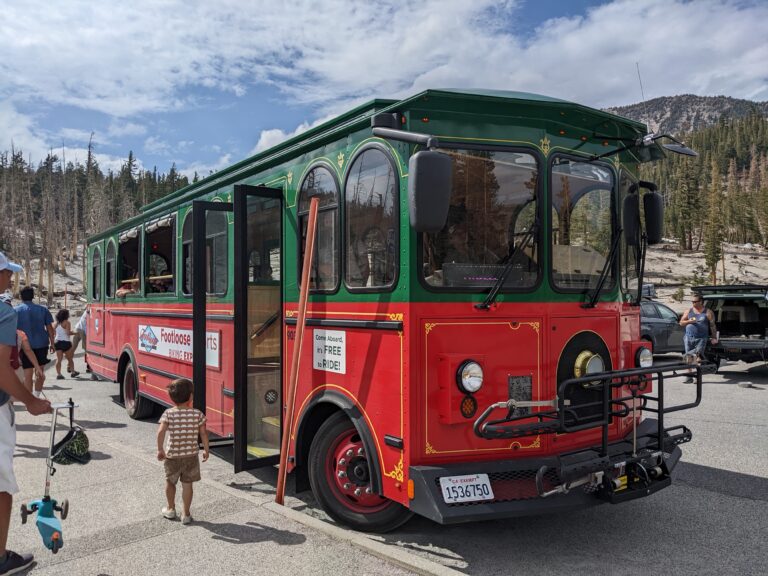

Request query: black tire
[
  {"left": 702, "top": 353, "right": 721, "bottom": 374},
  {"left": 123, "top": 361, "right": 153, "bottom": 419},
  {"left": 308, "top": 412, "right": 412, "bottom": 533},
  {"left": 60, "top": 499, "right": 69, "bottom": 520},
  {"left": 19, "top": 504, "right": 28, "bottom": 525}
]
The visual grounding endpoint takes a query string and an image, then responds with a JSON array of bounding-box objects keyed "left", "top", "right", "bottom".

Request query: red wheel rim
[{"left": 324, "top": 428, "right": 389, "bottom": 513}]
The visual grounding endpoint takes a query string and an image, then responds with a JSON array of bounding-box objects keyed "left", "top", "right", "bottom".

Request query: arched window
[
  {"left": 344, "top": 147, "right": 399, "bottom": 289},
  {"left": 206, "top": 210, "right": 228, "bottom": 295},
  {"left": 298, "top": 165, "right": 339, "bottom": 292},
  {"left": 105, "top": 242, "right": 116, "bottom": 298},
  {"left": 181, "top": 210, "right": 193, "bottom": 295},
  {"left": 91, "top": 247, "right": 101, "bottom": 300}
]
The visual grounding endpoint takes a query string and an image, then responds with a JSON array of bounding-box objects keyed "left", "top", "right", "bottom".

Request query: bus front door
[{"left": 234, "top": 185, "right": 283, "bottom": 472}]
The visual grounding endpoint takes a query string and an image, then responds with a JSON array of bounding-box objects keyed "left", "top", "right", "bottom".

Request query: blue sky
[{"left": 1, "top": 0, "right": 766, "bottom": 178}]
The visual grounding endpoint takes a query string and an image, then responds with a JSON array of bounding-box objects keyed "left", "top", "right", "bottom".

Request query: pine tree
[{"left": 704, "top": 159, "right": 724, "bottom": 283}]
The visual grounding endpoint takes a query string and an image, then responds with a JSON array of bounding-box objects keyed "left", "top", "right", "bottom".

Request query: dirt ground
[{"left": 644, "top": 241, "right": 768, "bottom": 314}]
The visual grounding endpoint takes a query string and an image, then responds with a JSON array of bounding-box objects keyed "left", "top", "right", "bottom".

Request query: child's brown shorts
[{"left": 164, "top": 454, "right": 201, "bottom": 483}]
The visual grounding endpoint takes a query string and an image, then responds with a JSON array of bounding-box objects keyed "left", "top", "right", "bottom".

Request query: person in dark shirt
[{"left": 14, "top": 287, "right": 55, "bottom": 397}]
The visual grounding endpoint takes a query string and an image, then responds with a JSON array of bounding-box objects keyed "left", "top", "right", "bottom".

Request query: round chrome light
[
  {"left": 456, "top": 360, "right": 483, "bottom": 394},
  {"left": 636, "top": 346, "right": 653, "bottom": 368},
  {"left": 574, "top": 350, "right": 605, "bottom": 379}
]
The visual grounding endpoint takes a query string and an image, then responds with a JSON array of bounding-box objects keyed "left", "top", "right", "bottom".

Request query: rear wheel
[
  {"left": 123, "top": 362, "right": 153, "bottom": 419},
  {"left": 308, "top": 412, "right": 412, "bottom": 533}
]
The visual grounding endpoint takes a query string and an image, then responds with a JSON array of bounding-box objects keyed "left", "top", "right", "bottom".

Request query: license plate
[{"left": 439, "top": 473, "right": 494, "bottom": 504}]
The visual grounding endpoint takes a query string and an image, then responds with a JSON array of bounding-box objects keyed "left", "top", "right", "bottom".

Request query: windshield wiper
[
  {"left": 476, "top": 221, "right": 539, "bottom": 310},
  {"left": 582, "top": 228, "right": 622, "bottom": 309}
]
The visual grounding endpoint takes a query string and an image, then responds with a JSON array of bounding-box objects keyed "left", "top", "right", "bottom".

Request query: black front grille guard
[
  {"left": 473, "top": 363, "right": 702, "bottom": 501},
  {"left": 474, "top": 363, "right": 702, "bottom": 455}
]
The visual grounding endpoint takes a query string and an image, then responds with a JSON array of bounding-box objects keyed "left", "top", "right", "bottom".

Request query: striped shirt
[{"left": 160, "top": 406, "right": 206, "bottom": 458}]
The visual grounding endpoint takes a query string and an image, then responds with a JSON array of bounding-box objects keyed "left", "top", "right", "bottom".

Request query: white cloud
[
  {"left": 2, "top": 0, "right": 765, "bottom": 120},
  {"left": 144, "top": 136, "right": 171, "bottom": 156},
  {"left": 108, "top": 121, "right": 147, "bottom": 138},
  {"left": 250, "top": 120, "right": 316, "bottom": 156},
  {"left": 178, "top": 154, "right": 233, "bottom": 180}
]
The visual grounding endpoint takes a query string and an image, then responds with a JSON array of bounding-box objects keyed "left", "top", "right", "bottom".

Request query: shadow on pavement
[
  {"left": 673, "top": 461, "right": 768, "bottom": 501},
  {"left": 194, "top": 520, "right": 306, "bottom": 545}
]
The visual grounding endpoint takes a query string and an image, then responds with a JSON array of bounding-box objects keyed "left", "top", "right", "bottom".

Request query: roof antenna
[{"left": 636, "top": 62, "right": 650, "bottom": 131}]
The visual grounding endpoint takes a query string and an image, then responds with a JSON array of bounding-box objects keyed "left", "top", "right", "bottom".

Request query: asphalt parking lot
[{"left": 10, "top": 354, "right": 767, "bottom": 575}]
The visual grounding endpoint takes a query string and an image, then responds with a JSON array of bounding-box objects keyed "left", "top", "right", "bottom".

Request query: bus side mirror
[
  {"left": 643, "top": 191, "right": 664, "bottom": 245},
  {"left": 408, "top": 151, "right": 452, "bottom": 233},
  {"left": 623, "top": 194, "right": 640, "bottom": 246}
]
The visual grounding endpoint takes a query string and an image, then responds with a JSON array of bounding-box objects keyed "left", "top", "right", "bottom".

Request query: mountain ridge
[{"left": 605, "top": 94, "right": 768, "bottom": 135}]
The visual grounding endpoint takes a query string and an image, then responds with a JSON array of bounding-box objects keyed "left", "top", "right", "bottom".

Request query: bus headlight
[
  {"left": 574, "top": 350, "right": 604, "bottom": 379},
  {"left": 636, "top": 346, "right": 653, "bottom": 368},
  {"left": 456, "top": 360, "right": 483, "bottom": 394}
]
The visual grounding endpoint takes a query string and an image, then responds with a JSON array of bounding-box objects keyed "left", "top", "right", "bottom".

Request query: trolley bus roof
[{"left": 88, "top": 88, "right": 649, "bottom": 243}]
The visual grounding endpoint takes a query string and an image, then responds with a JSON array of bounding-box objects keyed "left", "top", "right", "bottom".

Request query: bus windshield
[
  {"left": 551, "top": 157, "right": 615, "bottom": 290},
  {"left": 422, "top": 149, "right": 539, "bottom": 290}
]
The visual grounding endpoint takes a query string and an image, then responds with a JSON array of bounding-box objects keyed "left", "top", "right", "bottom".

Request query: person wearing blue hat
[{"left": 0, "top": 251, "right": 51, "bottom": 575}]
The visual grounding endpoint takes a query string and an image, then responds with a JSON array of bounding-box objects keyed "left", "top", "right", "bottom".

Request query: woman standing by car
[
  {"left": 53, "top": 309, "right": 79, "bottom": 380},
  {"left": 680, "top": 293, "right": 718, "bottom": 381}
]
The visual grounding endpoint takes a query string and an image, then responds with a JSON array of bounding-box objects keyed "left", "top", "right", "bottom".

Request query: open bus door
[
  {"left": 233, "top": 185, "right": 283, "bottom": 472},
  {"left": 89, "top": 242, "right": 105, "bottom": 347}
]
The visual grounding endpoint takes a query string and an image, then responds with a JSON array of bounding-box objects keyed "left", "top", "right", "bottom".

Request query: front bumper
[
  {"left": 408, "top": 418, "right": 685, "bottom": 524},
  {"left": 710, "top": 338, "right": 768, "bottom": 363}
]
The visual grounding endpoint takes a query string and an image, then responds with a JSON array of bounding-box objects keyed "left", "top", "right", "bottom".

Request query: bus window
[
  {"left": 118, "top": 227, "right": 141, "bottom": 296},
  {"left": 206, "top": 211, "right": 227, "bottom": 295},
  {"left": 145, "top": 215, "right": 176, "bottom": 294},
  {"left": 181, "top": 209, "right": 193, "bottom": 295},
  {"left": 422, "top": 149, "right": 539, "bottom": 289},
  {"left": 298, "top": 165, "right": 339, "bottom": 292},
  {"left": 105, "top": 241, "right": 116, "bottom": 298},
  {"left": 345, "top": 148, "right": 398, "bottom": 289},
  {"left": 92, "top": 247, "right": 101, "bottom": 300},
  {"left": 551, "top": 157, "right": 615, "bottom": 290}
]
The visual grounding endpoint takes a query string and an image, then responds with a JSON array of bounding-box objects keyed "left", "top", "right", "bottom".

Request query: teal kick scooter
[{"left": 20, "top": 399, "right": 87, "bottom": 554}]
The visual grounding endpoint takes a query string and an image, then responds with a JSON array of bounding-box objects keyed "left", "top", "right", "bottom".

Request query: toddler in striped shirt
[{"left": 157, "top": 378, "right": 209, "bottom": 524}]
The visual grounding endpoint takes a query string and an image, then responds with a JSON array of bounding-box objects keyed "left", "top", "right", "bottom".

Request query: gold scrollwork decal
[
  {"left": 508, "top": 321, "right": 539, "bottom": 333},
  {"left": 425, "top": 442, "right": 436, "bottom": 454},
  {"left": 383, "top": 455, "right": 404, "bottom": 482},
  {"left": 285, "top": 310, "right": 297, "bottom": 318},
  {"left": 509, "top": 435, "right": 540, "bottom": 450},
  {"left": 540, "top": 136, "right": 551, "bottom": 155},
  {"left": 287, "top": 172, "right": 293, "bottom": 186},
  {"left": 388, "top": 313, "right": 404, "bottom": 321},
  {"left": 337, "top": 152, "right": 345, "bottom": 169},
  {"left": 424, "top": 323, "right": 436, "bottom": 335}
]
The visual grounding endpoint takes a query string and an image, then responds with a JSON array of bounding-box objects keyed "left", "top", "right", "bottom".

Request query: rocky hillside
[{"left": 606, "top": 94, "right": 768, "bottom": 135}]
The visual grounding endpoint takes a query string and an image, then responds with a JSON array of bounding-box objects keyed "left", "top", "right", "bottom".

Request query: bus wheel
[
  {"left": 123, "top": 362, "right": 153, "bottom": 419},
  {"left": 308, "top": 412, "right": 412, "bottom": 533}
]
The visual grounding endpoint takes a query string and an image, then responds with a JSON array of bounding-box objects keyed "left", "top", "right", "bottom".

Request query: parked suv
[
  {"left": 695, "top": 284, "right": 768, "bottom": 368},
  {"left": 640, "top": 300, "right": 684, "bottom": 354}
]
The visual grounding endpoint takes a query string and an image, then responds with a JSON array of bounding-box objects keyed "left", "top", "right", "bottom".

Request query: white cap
[{"left": 0, "top": 252, "right": 23, "bottom": 273}]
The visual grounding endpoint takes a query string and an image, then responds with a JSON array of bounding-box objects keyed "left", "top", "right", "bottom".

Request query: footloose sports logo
[
  {"left": 137, "top": 325, "right": 220, "bottom": 368},
  {"left": 139, "top": 326, "right": 159, "bottom": 352}
]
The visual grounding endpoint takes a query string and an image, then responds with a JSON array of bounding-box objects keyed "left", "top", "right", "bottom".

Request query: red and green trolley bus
[{"left": 86, "top": 89, "right": 701, "bottom": 532}]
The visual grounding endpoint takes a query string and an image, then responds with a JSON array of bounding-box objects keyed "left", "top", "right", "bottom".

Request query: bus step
[
  {"left": 262, "top": 416, "right": 280, "bottom": 446},
  {"left": 247, "top": 441, "right": 279, "bottom": 458}
]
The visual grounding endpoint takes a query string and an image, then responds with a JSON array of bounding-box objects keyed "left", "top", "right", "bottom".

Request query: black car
[
  {"left": 640, "top": 300, "right": 684, "bottom": 354},
  {"left": 696, "top": 284, "right": 768, "bottom": 368}
]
